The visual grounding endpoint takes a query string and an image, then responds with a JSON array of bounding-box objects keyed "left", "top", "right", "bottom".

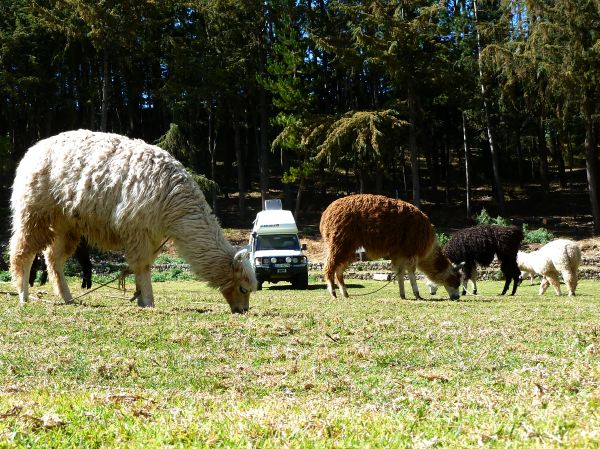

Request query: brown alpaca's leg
[
  {"left": 323, "top": 258, "right": 337, "bottom": 299},
  {"left": 407, "top": 269, "right": 422, "bottom": 299},
  {"left": 405, "top": 260, "right": 421, "bottom": 299},
  {"left": 324, "top": 246, "right": 353, "bottom": 299},
  {"left": 44, "top": 233, "right": 79, "bottom": 304},
  {"left": 335, "top": 266, "right": 349, "bottom": 298},
  {"left": 396, "top": 266, "right": 407, "bottom": 299}
]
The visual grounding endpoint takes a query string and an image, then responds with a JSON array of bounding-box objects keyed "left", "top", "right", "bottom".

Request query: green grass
[{"left": 0, "top": 278, "right": 598, "bottom": 448}]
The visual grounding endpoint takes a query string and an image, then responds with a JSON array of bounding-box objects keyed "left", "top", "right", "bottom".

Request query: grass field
[{"left": 0, "top": 277, "right": 598, "bottom": 448}]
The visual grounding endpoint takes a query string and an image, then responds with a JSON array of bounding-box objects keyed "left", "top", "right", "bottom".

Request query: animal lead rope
[{"left": 71, "top": 237, "right": 170, "bottom": 302}]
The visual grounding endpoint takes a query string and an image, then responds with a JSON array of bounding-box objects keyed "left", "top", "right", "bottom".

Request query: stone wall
[
  {"left": 307, "top": 257, "right": 600, "bottom": 281},
  {"left": 92, "top": 256, "right": 600, "bottom": 281}
]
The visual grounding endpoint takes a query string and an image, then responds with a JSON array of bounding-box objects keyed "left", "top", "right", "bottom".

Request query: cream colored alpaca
[
  {"left": 10, "top": 130, "right": 256, "bottom": 313},
  {"left": 517, "top": 239, "right": 581, "bottom": 296}
]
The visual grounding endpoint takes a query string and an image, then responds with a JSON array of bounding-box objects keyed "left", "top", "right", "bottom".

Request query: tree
[{"left": 496, "top": 0, "right": 600, "bottom": 231}]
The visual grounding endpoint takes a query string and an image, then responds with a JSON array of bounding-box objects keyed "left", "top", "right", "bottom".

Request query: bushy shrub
[
  {"left": 475, "top": 208, "right": 512, "bottom": 226},
  {"left": 0, "top": 271, "right": 10, "bottom": 282},
  {"left": 154, "top": 253, "right": 187, "bottom": 265},
  {"left": 436, "top": 232, "right": 450, "bottom": 248},
  {"left": 522, "top": 224, "right": 554, "bottom": 244},
  {"left": 151, "top": 268, "right": 194, "bottom": 283}
]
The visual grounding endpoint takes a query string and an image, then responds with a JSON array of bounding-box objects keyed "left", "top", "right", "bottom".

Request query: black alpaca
[
  {"left": 443, "top": 225, "right": 524, "bottom": 296},
  {"left": 29, "top": 239, "right": 93, "bottom": 289}
]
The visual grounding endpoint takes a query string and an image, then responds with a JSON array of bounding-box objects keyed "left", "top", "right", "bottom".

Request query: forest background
[{"left": 1, "top": 0, "right": 599, "bottom": 241}]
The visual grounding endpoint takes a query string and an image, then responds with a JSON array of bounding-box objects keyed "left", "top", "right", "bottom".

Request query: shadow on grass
[
  {"left": 261, "top": 282, "right": 347, "bottom": 291},
  {"left": 172, "top": 307, "right": 213, "bottom": 314}
]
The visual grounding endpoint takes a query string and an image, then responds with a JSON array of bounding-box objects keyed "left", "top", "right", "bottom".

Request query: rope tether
[
  {"left": 70, "top": 237, "right": 170, "bottom": 302},
  {"left": 345, "top": 272, "right": 399, "bottom": 297}
]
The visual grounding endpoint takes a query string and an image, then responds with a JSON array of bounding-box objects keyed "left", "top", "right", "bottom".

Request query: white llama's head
[{"left": 220, "top": 249, "right": 257, "bottom": 313}]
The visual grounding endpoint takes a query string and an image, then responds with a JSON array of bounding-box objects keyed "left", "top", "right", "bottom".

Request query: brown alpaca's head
[
  {"left": 220, "top": 249, "right": 257, "bottom": 313},
  {"left": 443, "top": 262, "right": 464, "bottom": 300},
  {"left": 428, "top": 262, "right": 464, "bottom": 300}
]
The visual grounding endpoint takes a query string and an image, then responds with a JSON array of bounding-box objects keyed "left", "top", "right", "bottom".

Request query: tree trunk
[
  {"left": 515, "top": 127, "right": 524, "bottom": 188},
  {"left": 537, "top": 117, "right": 550, "bottom": 195},
  {"left": 462, "top": 111, "right": 472, "bottom": 219},
  {"left": 257, "top": 9, "right": 269, "bottom": 210},
  {"left": 375, "top": 166, "right": 383, "bottom": 194},
  {"left": 400, "top": 146, "right": 408, "bottom": 198},
  {"left": 294, "top": 176, "right": 304, "bottom": 219},
  {"left": 100, "top": 48, "right": 110, "bottom": 132},
  {"left": 207, "top": 102, "right": 218, "bottom": 214},
  {"left": 583, "top": 107, "right": 600, "bottom": 233},
  {"left": 443, "top": 141, "right": 450, "bottom": 204},
  {"left": 431, "top": 141, "right": 439, "bottom": 200},
  {"left": 474, "top": 0, "right": 504, "bottom": 214},
  {"left": 357, "top": 166, "right": 366, "bottom": 194},
  {"left": 567, "top": 132, "right": 574, "bottom": 185},
  {"left": 553, "top": 133, "right": 566, "bottom": 188},
  {"left": 281, "top": 149, "right": 292, "bottom": 210},
  {"left": 529, "top": 137, "right": 536, "bottom": 180},
  {"left": 408, "top": 86, "right": 420, "bottom": 207},
  {"left": 233, "top": 118, "right": 246, "bottom": 220}
]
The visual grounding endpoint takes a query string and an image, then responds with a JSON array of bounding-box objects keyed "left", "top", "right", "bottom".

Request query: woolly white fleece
[
  {"left": 10, "top": 130, "right": 256, "bottom": 312},
  {"left": 517, "top": 239, "right": 581, "bottom": 296}
]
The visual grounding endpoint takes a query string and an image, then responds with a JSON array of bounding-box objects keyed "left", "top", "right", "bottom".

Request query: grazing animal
[
  {"left": 443, "top": 224, "right": 524, "bottom": 296},
  {"left": 319, "top": 194, "right": 462, "bottom": 300},
  {"left": 517, "top": 239, "right": 581, "bottom": 296},
  {"left": 10, "top": 130, "right": 256, "bottom": 313},
  {"left": 29, "top": 239, "right": 93, "bottom": 289},
  {"left": 28, "top": 254, "right": 48, "bottom": 287}
]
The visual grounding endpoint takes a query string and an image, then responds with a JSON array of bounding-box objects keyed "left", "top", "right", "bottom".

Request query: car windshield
[{"left": 256, "top": 234, "right": 300, "bottom": 251}]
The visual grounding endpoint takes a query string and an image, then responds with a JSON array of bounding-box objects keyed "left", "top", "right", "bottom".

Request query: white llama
[
  {"left": 10, "top": 130, "right": 257, "bottom": 313},
  {"left": 517, "top": 239, "right": 581, "bottom": 296}
]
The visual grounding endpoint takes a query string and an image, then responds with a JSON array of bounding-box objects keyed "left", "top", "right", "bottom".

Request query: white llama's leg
[
  {"left": 134, "top": 269, "right": 154, "bottom": 307},
  {"left": 44, "top": 235, "right": 78, "bottom": 304},
  {"left": 547, "top": 274, "right": 562, "bottom": 296},
  {"left": 539, "top": 277, "right": 550, "bottom": 295},
  {"left": 125, "top": 239, "right": 159, "bottom": 307},
  {"left": 10, "top": 223, "right": 51, "bottom": 305},
  {"left": 14, "top": 253, "right": 35, "bottom": 305},
  {"left": 563, "top": 270, "right": 577, "bottom": 296}
]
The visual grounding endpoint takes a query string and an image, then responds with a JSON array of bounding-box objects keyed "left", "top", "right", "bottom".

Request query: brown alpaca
[{"left": 319, "top": 194, "right": 462, "bottom": 300}]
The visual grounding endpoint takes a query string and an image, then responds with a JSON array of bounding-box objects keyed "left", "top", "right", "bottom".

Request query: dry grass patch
[{"left": 0, "top": 278, "right": 598, "bottom": 447}]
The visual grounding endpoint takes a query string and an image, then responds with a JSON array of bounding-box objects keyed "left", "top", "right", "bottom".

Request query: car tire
[{"left": 292, "top": 272, "right": 308, "bottom": 290}]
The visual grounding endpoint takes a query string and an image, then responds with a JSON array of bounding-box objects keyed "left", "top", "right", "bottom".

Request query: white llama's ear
[
  {"left": 454, "top": 261, "right": 466, "bottom": 270},
  {"left": 234, "top": 247, "right": 250, "bottom": 263}
]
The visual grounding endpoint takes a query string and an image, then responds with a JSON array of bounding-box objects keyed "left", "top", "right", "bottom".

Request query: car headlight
[
  {"left": 270, "top": 257, "right": 277, "bottom": 264},
  {"left": 292, "top": 257, "right": 298, "bottom": 263},
  {"left": 285, "top": 257, "right": 292, "bottom": 263}
]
